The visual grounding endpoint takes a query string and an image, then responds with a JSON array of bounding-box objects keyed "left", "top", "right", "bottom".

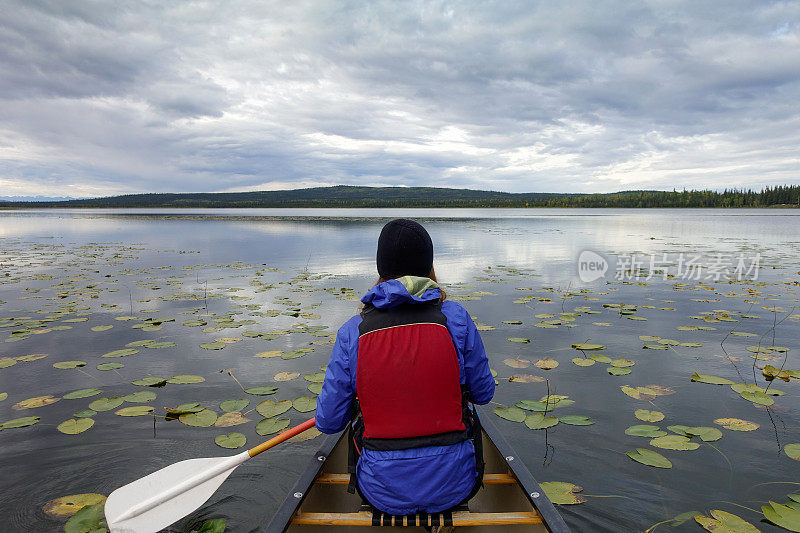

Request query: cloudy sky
[{"left": 1, "top": 1, "right": 798, "bottom": 197}]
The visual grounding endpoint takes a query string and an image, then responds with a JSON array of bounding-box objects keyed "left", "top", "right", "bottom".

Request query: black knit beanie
[{"left": 376, "top": 219, "right": 434, "bottom": 279}]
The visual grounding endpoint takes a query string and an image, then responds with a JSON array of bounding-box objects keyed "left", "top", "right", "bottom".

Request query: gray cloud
[{"left": 0, "top": 0, "right": 798, "bottom": 196}]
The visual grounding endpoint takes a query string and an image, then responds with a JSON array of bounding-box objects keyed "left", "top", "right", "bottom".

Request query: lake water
[{"left": 0, "top": 208, "right": 798, "bottom": 532}]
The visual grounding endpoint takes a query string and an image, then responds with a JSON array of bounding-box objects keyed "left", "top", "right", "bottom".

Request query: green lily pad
[
  {"left": 97, "top": 362, "right": 124, "bottom": 371},
  {"left": 215, "top": 432, "right": 247, "bottom": 449},
  {"left": 507, "top": 337, "right": 531, "bottom": 343},
  {"left": 307, "top": 382, "right": 323, "bottom": 395},
  {"left": 74, "top": 410, "right": 97, "bottom": 418},
  {"left": 64, "top": 503, "right": 106, "bottom": 533},
  {"left": 639, "top": 335, "right": 661, "bottom": 342},
  {"left": 763, "top": 501, "right": 800, "bottom": 531},
  {"left": 0, "top": 416, "right": 40, "bottom": 428},
  {"left": 558, "top": 415, "right": 594, "bottom": 426},
  {"left": 590, "top": 354, "right": 612, "bottom": 363},
  {"left": 610, "top": 358, "right": 635, "bottom": 367},
  {"left": 63, "top": 388, "right": 103, "bottom": 400},
  {"left": 165, "top": 402, "right": 204, "bottom": 415},
  {"left": 115, "top": 406, "right": 155, "bottom": 417},
  {"left": 494, "top": 406, "right": 526, "bottom": 422},
  {"left": 101, "top": 348, "right": 139, "bottom": 358},
  {"left": 714, "top": 418, "right": 759, "bottom": 431},
  {"left": 695, "top": 510, "right": 760, "bottom": 533},
  {"left": 91, "top": 325, "right": 113, "bottom": 332},
  {"left": 57, "top": 418, "right": 95, "bottom": 434},
  {"left": 122, "top": 391, "right": 157, "bottom": 403},
  {"left": 650, "top": 435, "right": 700, "bottom": 450},
  {"left": 53, "top": 361, "right": 87, "bottom": 369},
  {"left": 89, "top": 397, "right": 124, "bottom": 411},
  {"left": 524, "top": 412, "right": 559, "bottom": 430},
  {"left": 0, "top": 392, "right": 6, "bottom": 402},
  {"left": 516, "top": 400, "right": 549, "bottom": 411},
  {"left": 179, "top": 409, "right": 218, "bottom": 427},
  {"left": 304, "top": 372, "right": 325, "bottom": 383},
  {"left": 740, "top": 390, "right": 775, "bottom": 406},
  {"left": 132, "top": 377, "right": 167, "bottom": 387},
  {"left": 785, "top": 443, "right": 800, "bottom": 460},
  {"left": 690, "top": 372, "right": 734, "bottom": 385},
  {"left": 12, "top": 395, "right": 60, "bottom": 409},
  {"left": 255, "top": 417, "right": 291, "bottom": 435},
  {"left": 293, "top": 395, "right": 317, "bottom": 412},
  {"left": 539, "top": 482, "right": 586, "bottom": 504},
  {"left": 572, "top": 358, "right": 596, "bottom": 367},
  {"left": 167, "top": 375, "right": 205, "bottom": 384},
  {"left": 200, "top": 341, "right": 226, "bottom": 350},
  {"left": 607, "top": 367, "right": 631, "bottom": 376},
  {"left": 685, "top": 426, "right": 723, "bottom": 442},
  {"left": 256, "top": 399, "right": 293, "bottom": 418},
  {"left": 625, "top": 425, "right": 667, "bottom": 438},
  {"left": 214, "top": 411, "right": 250, "bottom": 427},
  {"left": 0, "top": 358, "right": 18, "bottom": 368},
  {"left": 634, "top": 410, "right": 664, "bottom": 422},
  {"left": 43, "top": 493, "right": 107, "bottom": 518},
  {"left": 627, "top": 448, "right": 672, "bottom": 468},
  {"left": 572, "top": 343, "right": 604, "bottom": 350},
  {"left": 244, "top": 386, "right": 279, "bottom": 396},
  {"left": 667, "top": 425, "right": 690, "bottom": 436},
  {"left": 643, "top": 344, "right": 669, "bottom": 350},
  {"left": 220, "top": 399, "right": 250, "bottom": 412}
]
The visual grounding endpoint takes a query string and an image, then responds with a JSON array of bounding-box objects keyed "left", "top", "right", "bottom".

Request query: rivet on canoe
[
  {"left": 317, "top": 455, "right": 326, "bottom": 462},
  {"left": 531, "top": 492, "right": 540, "bottom": 498},
  {"left": 293, "top": 492, "right": 303, "bottom": 498},
  {"left": 505, "top": 456, "right": 514, "bottom": 461}
]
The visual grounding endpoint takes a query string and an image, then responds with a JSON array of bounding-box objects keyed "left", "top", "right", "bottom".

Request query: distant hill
[
  {"left": 0, "top": 195, "right": 79, "bottom": 202},
  {"left": 0, "top": 185, "right": 797, "bottom": 208}
]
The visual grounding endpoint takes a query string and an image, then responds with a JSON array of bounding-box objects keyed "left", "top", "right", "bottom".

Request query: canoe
[{"left": 264, "top": 407, "right": 570, "bottom": 532}]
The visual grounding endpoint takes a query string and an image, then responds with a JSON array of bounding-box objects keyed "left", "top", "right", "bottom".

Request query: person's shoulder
[
  {"left": 442, "top": 300, "right": 469, "bottom": 318},
  {"left": 336, "top": 314, "right": 363, "bottom": 338}
]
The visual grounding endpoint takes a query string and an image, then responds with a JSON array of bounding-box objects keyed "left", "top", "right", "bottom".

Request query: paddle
[{"left": 104, "top": 417, "right": 316, "bottom": 533}]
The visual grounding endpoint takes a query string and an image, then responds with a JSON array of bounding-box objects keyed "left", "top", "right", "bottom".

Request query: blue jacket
[{"left": 315, "top": 277, "right": 495, "bottom": 515}]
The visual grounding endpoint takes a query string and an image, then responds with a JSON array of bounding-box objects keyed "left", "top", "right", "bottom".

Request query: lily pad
[
  {"left": 785, "top": 443, "right": 800, "bottom": 460},
  {"left": 535, "top": 358, "right": 559, "bottom": 370},
  {"left": 610, "top": 358, "right": 635, "bottom": 367},
  {"left": 691, "top": 373, "right": 734, "bottom": 385},
  {"left": 274, "top": 372, "right": 300, "bottom": 382},
  {"left": 643, "top": 344, "right": 669, "bottom": 350},
  {"left": 220, "top": 399, "right": 249, "bottom": 412},
  {"left": 0, "top": 392, "right": 6, "bottom": 402},
  {"left": 507, "top": 338, "right": 531, "bottom": 343},
  {"left": 740, "top": 390, "right": 774, "bottom": 406},
  {"left": 89, "top": 397, "right": 124, "bottom": 411},
  {"left": 122, "top": 391, "right": 157, "bottom": 403},
  {"left": 255, "top": 417, "right": 291, "bottom": 435},
  {"left": 627, "top": 448, "right": 672, "bottom": 468},
  {"left": 53, "top": 361, "right": 87, "bottom": 369},
  {"left": 494, "top": 406, "right": 526, "bottom": 422},
  {"left": 57, "top": 418, "right": 95, "bottom": 434},
  {"left": 508, "top": 374, "right": 545, "bottom": 383},
  {"left": 524, "top": 412, "right": 559, "bottom": 430},
  {"left": 572, "top": 358, "right": 596, "bottom": 367},
  {"left": 608, "top": 367, "right": 631, "bottom": 376},
  {"left": 179, "top": 409, "right": 218, "bottom": 427},
  {"left": 64, "top": 503, "right": 106, "bottom": 533},
  {"left": 694, "top": 510, "right": 759, "bottom": 533},
  {"left": 714, "top": 418, "right": 759, "bottom": 431},
  {"left": 0, "top": 416, "right": 40, "bottom": 428},
  {"left": 0, "top": 358, "right": 18, "bottom": 369},
  {"left": 214, "top": 411, "right": 250, "bottom": 427},
  {"left": 635, "top": 410, "right": 664, "bottom": 422},
  {"left": 590, "top": 354, "right": 612, "bottom": 363},
  {"left": 200, "top": 341, "right": 226, "bottom": 350},
  {"left": 132, "top": 377, "right": 168, "bottom": 387},
  {"left": 558, "top": 415, "right": 594, "bottom": 426},
  {"left": 650, "top": 434, "right": 700, "bottom": 450},
  {"left": 115, "top": 406, "right": 155, "bottom": 417},
  {"left": 293, "top": 395, "right": 317, "bottom": 412},
  {"left": 74, "top": 410, "right": 97, "bottom": 418},
  {"left": 539, "top": 482, "right": 586, "bottom": 505},
  {"left": 307, "top": 382, "right": 323, "bottom": 395},
  {"left": 625, "top": 425, "right": 667, "bottom": 438},
  {"left": 256, "top": 400, "right": 293, "bottom": 418},
  {"left": 685, "top": 426, "right": 723, "bottom": 442},
  {"left": 215, "top": 432, "right": 247, "bottom": 449},
  {"left": 91, "top": 325, "right": 113, "bottom": 332},
  {"left": 165, "top": 402, "right": 204, "bottom": 415},
  {"left": 244, "top": 386, "right": 279, "bottom": 396},
  {"left": 43, "top": 493, "right": 107, "bottom": 518},
  {"left": 101, "top": 349, "right": 139, "bottom": 358},
  {"left": 97, "top": 362, "right": 124, "bottom": 371},
  {"left": 13, "top": 395, "right": 60, "bottom": 409},
  {"left": 167, "top": 374, "right": 205, "bottom": 384},
  {"left": 572, "top": 343, "right": 604, "bottom": 350},
  {"left": 63, "top": 388, "right": 103, "bottom": 400},
  {"left": 503, "top": 358, "right": 531, "bottom": 368},
  {"left": 620, "top": 386, "right": 657, "bottom": 400},
  {"left": 762, "top": 501, "right": 800, "bottom": 532},
  {"left": 304, "top": 372, "right": 325, "bottom": 383}
]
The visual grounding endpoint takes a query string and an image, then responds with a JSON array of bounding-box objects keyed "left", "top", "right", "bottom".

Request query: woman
[{"left": 315, "top": 218, "right": 495, "bottom": 516}]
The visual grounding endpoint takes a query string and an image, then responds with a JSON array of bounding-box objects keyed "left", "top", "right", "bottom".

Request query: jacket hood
[{"left": 361, "top": 276, "right": 441, "bottom": 309}]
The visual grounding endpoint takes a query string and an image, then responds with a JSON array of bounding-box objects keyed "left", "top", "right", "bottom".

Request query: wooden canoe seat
[
  {"left": 314, "top": 472, "right": 519, "bottom": 485},
  {"left": 291, "top": 510, "right": 543, "bottom": 527}
]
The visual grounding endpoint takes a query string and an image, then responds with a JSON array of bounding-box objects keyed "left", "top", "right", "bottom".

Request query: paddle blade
[{"left": 105, "top": 452, "right": 249, "bottom": 533}]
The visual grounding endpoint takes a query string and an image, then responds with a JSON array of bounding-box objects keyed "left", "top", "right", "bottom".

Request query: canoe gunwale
[{"left": 263, "top": 407, "right": 570, "bottom": 532}]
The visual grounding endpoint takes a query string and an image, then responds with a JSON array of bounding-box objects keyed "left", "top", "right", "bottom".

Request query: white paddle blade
[{"left": 105, "top": 452, "right": 249, "bottom": 533}]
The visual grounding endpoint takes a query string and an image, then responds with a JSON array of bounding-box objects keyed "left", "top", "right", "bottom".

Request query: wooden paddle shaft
[{"left": 249, "top": 418, "right": 316, "bottom": 457}]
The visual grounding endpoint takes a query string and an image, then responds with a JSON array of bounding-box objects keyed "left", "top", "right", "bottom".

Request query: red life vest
[{"left": 356, "top": 301, "right": 466, "bottom": 444}]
